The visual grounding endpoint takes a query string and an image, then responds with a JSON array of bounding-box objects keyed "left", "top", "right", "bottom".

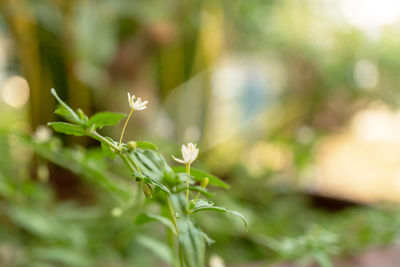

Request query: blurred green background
[{"left": 2, "top": 0, "right": 400, "bottom": 266}]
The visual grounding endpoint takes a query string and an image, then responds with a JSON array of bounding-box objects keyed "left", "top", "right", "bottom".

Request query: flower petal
[{"left": 172, "top": 155, "right": 187, "bottom": 164}]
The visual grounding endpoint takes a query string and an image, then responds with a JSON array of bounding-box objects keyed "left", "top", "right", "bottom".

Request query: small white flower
[
  {"left": 128, "top": 92, "right": 148, "bottom": 110},
  {"left": 172, "top": 142, "right": 199, "bottom": 165},
  {"left": 33, "top": 125, "right": 52, "bottom": 143},
  {"left": 209, "top": 254, "right": 226, "bottom": 267}
]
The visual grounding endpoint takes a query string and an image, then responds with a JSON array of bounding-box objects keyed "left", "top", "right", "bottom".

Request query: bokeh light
[{"left": 1, "top": 76, "right": 30, "bottom": 108}]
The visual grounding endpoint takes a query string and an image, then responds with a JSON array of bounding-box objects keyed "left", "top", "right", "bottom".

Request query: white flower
[
  {"left": 33, "top": 125, "right": 52, "bottom": 142},
  {"left": 128, "top": 92, "right": 148, "bottom": 110},
  {"left": 209, "top": 255, "right": 226, "bottom": 267},
  {"left": 172, "top": 142, "right": 199, "bottom": 165}
]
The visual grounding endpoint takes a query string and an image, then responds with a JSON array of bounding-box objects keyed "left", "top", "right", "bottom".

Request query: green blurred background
[{"left": 2, "top": 0, "right": 400, "bottom": 266}]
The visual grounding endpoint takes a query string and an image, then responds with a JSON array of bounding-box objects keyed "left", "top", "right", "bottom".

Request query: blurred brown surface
[{"left": 231, "top": 244, "right": 400, "bottom": 267}]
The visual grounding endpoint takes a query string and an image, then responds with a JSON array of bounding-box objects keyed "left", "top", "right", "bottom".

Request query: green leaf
[
  {"left": 101, "top": 142, "right": 116, "bottom": 160},
  {"left": 136, "top": 235, "right": 173, "bottom": 265},
  {"left": 20, "top": 136, "right": 133, "bottom": 202},
  {"left": 199, "top": 229, "right": 215, "bottom": 246},
  {"left": 32, "top": 247, "right": 91, "bottom": 267},
  {"left": 135, "top": 213, "right": 177, "bottom": 235},
  {"left": 191, "top": 199, "right": 248, "bottom": 230},
  {"left": 50, "top": 88, "right": 82, "bottom": 124},
  {"left": 88, "top": 112, "right": 126, "bottom": 129},
  {"left": 140, "top": 177, "right": 171, "bottom": 194},
  {"left": 314, "top": 252, "right": 333, "bottom": 267},
  {"left": 172, "top": 167, "right": 230, "bottom": 189},
  {"left": 136, "top": 141, "right": 158, "bottom": 150},
  {"left": 128, "top": 150, "right": 173, "bottom": 183},
  {"left": 178, "top": 218, "right": 206, "bottom": 267},
  {"left": 170, "top": 193, "right": 212, "bottom": 267},
  {"left": 47, "top": 122, "right": 86, "bottom": 136}
]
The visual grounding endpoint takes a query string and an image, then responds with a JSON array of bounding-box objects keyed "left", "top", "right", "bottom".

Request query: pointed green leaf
[
  {"left": 88, "top": 112, "right": 126, "bottom": 129},
  {"left": 172, "top": 167, "right": 229, "bottom": 189},
  {"left": 141, "top": 177, "right": 170, "bottom": 194},
  {"left": 47, "top": 122, "right": 86, "bottom": 136},
  {"left": 191, "top": 199, "right": 248, "bottom": 230},
  {"left": 136, "top": 235, "right": 173, "bottom": 265},
  {"left": 136, "top": 141, "right": 158, "bottom": 150},
  {"left": 199, "top": 229, "right": 215, "bottom": 246},
  {"left": 50, "top": 88, "right": 82, "bottom": 124},
  {"left": 178, "top": 218, "right": 206, "bottom": 267}
]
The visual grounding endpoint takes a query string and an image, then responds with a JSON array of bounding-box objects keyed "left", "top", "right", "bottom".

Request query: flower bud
[
  {"left": 201, "top": 177, "right": 209, "bottom": 188},
  {"left": 143, "top": 183, "right": 153, "bottom": 199},
  {"left": 189, "top": 199, "right": 196, "bottom": 210},
  {"left": 77, "top": 108, "right": 88, "bottom": 121},
  {"left": 127, "top": 141, "right": 137, "bottom": 151}
]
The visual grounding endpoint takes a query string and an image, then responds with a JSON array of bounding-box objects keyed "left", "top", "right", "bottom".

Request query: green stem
[
  {"left": 88, "top": 130, "right": 120, "bottom": 152},
  {"left": 185, "top": 163, "right": 190, "bottom": 209},
  {"left": 89, "top": 130, "right": 145, "bottom": 206},
  {"left": 194, "top": 191, "right": 201, "bottom": 202},
  {"left": 126, "top": 154, "right": 144, "bottom": 178},
  {"left": 120, "top": 153, "right": 136, "bottom": 173},
  {"left": 185, "top": 163, "right": 190, "bottom": 174},
  {"left": 119, "top": 108, "right": 134, "bottom": 148}
]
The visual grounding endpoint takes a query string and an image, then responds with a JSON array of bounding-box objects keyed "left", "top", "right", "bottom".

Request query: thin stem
[
  {"left": 194, "top": 191, "right": 201, "bottom": 202},
  {"left": 88, "top": 130, "right": 120, "bottom": 152},
  {"left": 185, "top": 163, "right": 190, "bottom": 174},
  {"left": 127, "top": 154, "right": 143, "bottom": 178},
  {"left": 185, "top": 163, "right": 190, "bottom": 208},
  {"left": 166, "top": 196, "right": 179, "bottom": 235},
  {"left": 119, "top": 108, "right": 134, "bottom": 148},
  {"left": 120, "top": 154, "right": 135, "bottom": 173},
  {"left": 89, "top": 130, "right": 144, "bottom": 189}
]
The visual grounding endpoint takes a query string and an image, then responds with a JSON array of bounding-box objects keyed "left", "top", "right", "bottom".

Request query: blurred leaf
[
  {"left": 136, "top": 234, "right": 173, "bottom": 265},
  {"left": 6, "top": 205, "right": 85, "bottom": 247},
  {"left": 141, "top": 177, "right": 171, "bottom": 194},
  {"left": 136, "top": 141, "right": 158, "bottom": 151},
  {"left": 135, "top": 213, "right": 177, "bottom": 235},
  {"left": 314, "top": 252, "right": 332, "bottom": 267},
  {"left": 199, "top": 230, "right": 215, "bottom": 246},
  {"left": 47, "top": 122, "right": 86, "bottom": 136},
  {"left": 32, "top": 247, "right": 91, "bottom": 267},
  {"left": 88, "top": 112, "right": 126, "bottom": 129},
  {"left": 172, "top": 167, "right": 229, "bottom": 189},
  {"left": 178, "top": 218, "right": 206, "bottom": 267},
  {"left": 191, "top": 199, "right": 248, "bottom": 230},
  {"left": 51, "top": 88, "right": 82, "bottom": 124},
  {"left": 20, "top": 136, "right": 133, "bottom": 202}
]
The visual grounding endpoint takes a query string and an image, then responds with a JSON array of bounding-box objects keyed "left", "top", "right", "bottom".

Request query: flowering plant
[{"left": 47, "top": 89, "right": 246, "bottom": 267}]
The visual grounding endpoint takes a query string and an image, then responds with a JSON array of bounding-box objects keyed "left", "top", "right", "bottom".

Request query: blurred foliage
[
  {"left": 1, "top": 128, "right": 400, "bottom": 266},
  {"left": 2, "top": 0, "right": 400, "bottom": 266}
]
